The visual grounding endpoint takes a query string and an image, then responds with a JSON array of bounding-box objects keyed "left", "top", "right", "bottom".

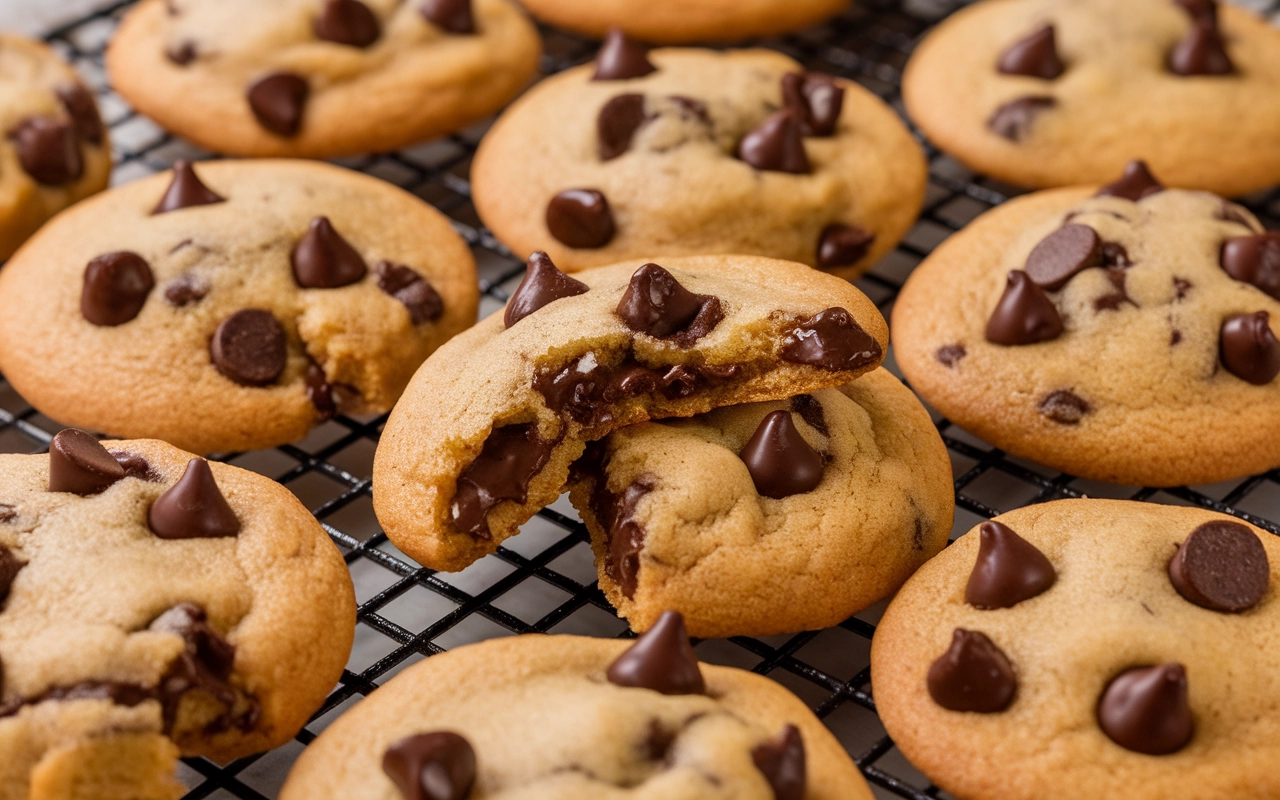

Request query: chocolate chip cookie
[
  {"left": 472, "top": 39, "right": 926, "bottom": 279},
  {"left": 373, "top": 253, "right": 887, "bottom": 570},
  {"left": 106, "top": 0, "right": 541, "bottom": 158},
  {"left": 903, "top": 0, "right": 1280, "bottom": 195},
  {"left": 871, "top": 499, "right": 1280, "bottom": 800},
  {"left": 892, "top": 162, "right": 1280, "bottom": 486},
  {"left": 0, "top": 431, "right": 355, "bottom": 799},
  {"left": 568, "top": 368, "right": 953, "bottom": 638},
  {"left": 0, "top": 32, "right": 111, "bottom": 262},
  {"left": 281, "top": 611, "right": 872, "bottom": 799},
  {"left": 517, "top": 0, "right": 849, "bottom": 44},
  {"left": 0, "top": 159, "right": 478, "bottom": 454}
]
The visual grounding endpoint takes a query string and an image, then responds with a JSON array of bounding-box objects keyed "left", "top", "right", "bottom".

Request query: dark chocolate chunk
[
  {"left": 420, "top": 0, "right": 475, "bottom": 35},
  {"left": 1172, "top": 329, "right": 1184, "bottom": 345},
  {"left": 246, "top": 72, "right": 309, "bottom": 136},
  {"left": 926, "top": 628, "right": 1017, "bottom": 713},
  {"left": 965, "top": 520, "right": 1056, "bottom": 609},
  {"left": 451, "top": 424, "right": 554, "bottom": 538},
  {"left": 1169, "top": 520, "right": 1269, "bottom": 613},
  {"left": 1096, "top": 160, "right": 1165, "bottom": 201},
  {"left": 986, "top": 96, "right": 1055, "bottom": 142},
  {"left": 383, "top": 731, "right": 476, "bottom": 800},
  {"left": 600, "top": 478, "right": 654, "bottom": 598},
  {"left": 376, "top": 261, "right": 444, "bottom": 324},
  {"left": 779, "top": 307, "right": 881, "bottom": 371},
  {"left": 997, "top": 24, "right": 1064, "bottom": 79},
  {"left": 0, "top": 546, "right": 24, "bottom": 609},
  {"left": 739, "top": 411, "right": 824, "bottom": 499},
  {"left": 210, "top": 309, "right": 288, "bottom": 387},
  {"left": 737, "top": 109, "right": 809, "bottom": 174},
  {"left": 597, "top": 93, "right": 648, "bottom": 161},
  {"left": 1220, "top": 311, "right": 1280, "bottom": 385},
  {"left": 1093, "top": 268, "right": 1131, "bottom": 312},
  {"left": 166, "top": 40, "right": 197, "bottom": 65},
  {"left": 504, "top": 251, "right": 588, "bottom": 327},
  {"left": 781, "top": 72, "right": 844, "bottom": 136},
  {"left": 164, "top": 274, "right": 209, "bottom": 307},
  {"left": 616, "top": 263, "right": 720, "bottom": 341},
  {"left": 985, "top": 271, "right": 1063, "bottom": 346},
  {"left": 1169, "top": 17, "right": 1233, "bottom": 76},
  {"left": 936, "top": 343, "right": 966, "bottom": 368},
  {"left": 1221, "top": 232, "right": 1280, "bottom": 301},
  {"left": 111, "top": 450, "right": 155, "bottom": 481},
  {"left": 751, "top": 725, "right": 806, "bottom": 800},
  {"left": 606, "top": 610, "right": 705, "bottom": 695},
  {"left": 306, "top": 362, "right": 337, "bottom": 421},
  {"left": 1097, "top": 664, "right": 1194, "bottom": 755},
  {"left": 292, "top": 216, "right": 368, "bottom": 289},
  {"left": 149, "top": 603, "right": 253, "bottom": 733},
  {"left": 56, "top": 84, "right": 104, "bottom": 145},
  {"left": 81, "top": 252, "right": 155, "bottom": 327},
  {"left": 1174, "top": 277, "right": 1192, "bottom": 300},
  {"left": 9, "top": 116, "right": 82, "bottom": 184},
  {"left": 149, "top": 459, "right": 241, "bottom": 539},
  {"left": 1024, "top": 224, "right": 1102, "bottom": 291},
  {"left": 152, "top": 160, "right": 225, "bottom": 214},
  {"left": 546, "top": 189, "right": 615, "bottom": 249},
  {"left": 1037, "top": 389, "right": 1091, "bottom": 424},
  {"left": 788, "top": 394, "right": 828, "bottom": 436},
  {"left": 48, "top": 428, "right": 125, "bottom": 496},
  {"left": 816, "top": 224, "right": 874, "bottom": 269},
  {"left": 592, "top": 28, "right": 655, "bottom": 81},
  {"left": 314, "top": 0, "right": 380, "bottom": 47},
  {"left": 536, "top": 357, "right": 737, "bottom": 428},
  {"left": 0, "top": 505, "right": 14, "bottom": 523}
]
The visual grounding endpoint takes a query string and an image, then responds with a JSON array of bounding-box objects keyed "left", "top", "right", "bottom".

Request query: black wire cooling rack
[{"left": 3, "top": 1, "right": 1280, "bottom": 797}]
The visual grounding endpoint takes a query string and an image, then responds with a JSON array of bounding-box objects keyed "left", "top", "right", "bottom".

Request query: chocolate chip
[
  {"left": 616, "top": 263, "right": 720, "bottom": 340},
  {"left": 1037, "top": 389, "right": 1090, "bottom": 424},
  {"left": 1023, "top": 224, "right": 1102, "bottom": 291},
  {"left": 47, "top": 429, "right": 125, "bottom": 496},
  {"left": 306, "top": 362, "right": 337, "bottom": 421},
  {"left": 149, "top": 459, "right": 241, "bottom": 539},
  {"left": 546, "top": 189, "right": 615, "bottom": 249},
  {"left": 1221, "top": 232, "right": 1280, "bottom": 301},
  {"left": 111, "top": 450, "right": 155, "bottom": 481},
  {"left": 164, "top": 274, "right": 209, "bottom": 307},
  {"left": 781, "top": 72, "right": 844, "bottom": 136},
  {"left": 592, "top": 28, "right": 655, "bottom": 81},
  {"left": 1097, "top": 664, "right": 1194, "bottom": 755},
  {"left": 965, "top": 520, "right": 1056, "bottom": 609},
  {"left": 986, "top": 96, "right": 1055, "bottom": 142},
  {"left": 737, "top": 109, "right": 809, "bottom": 174},
  {"left": 1220, "top": 311, "right": 1280, "bottom": 385},
  {"left": 997, "top": 24, "right": 1064, "bottom": 79},
  {"left": 451, "top": 424, "right": 554, "bottom": 538},
  {"left": 1172, "top": 329, "right": 1183, "bottom": 345},
  {"left": 56, "top": 84, "right": 103, "bottom": 145},
  {"left": 751, "top": 725, "right": 806, "bottom": 800},
  {"left": 1093, "top": 269, "right": 1131, "bottom": 312},
  {"left": 1169, "top": 16, "right": 1233, "bottom": 76},
  {"left": 606, "top": 610, "right": 705, "bottom": 695},
  {"left": 1096, "top": 160, "right": 1165, "bottom": 201},
  {"left": 9, "top": 116, "right": 82, "bottom": 184},
  {"left": 601, "top": 478, "right": 654, "bottom": 599},
  {"left": 152, "top": 160, "right": 225, "bottom": 214},
  {"left": 788, "top": 394, "right": 828, "bottom": 436},
  {"left": 1100, "top": 241, "right": 1131, "bottom": 269},
  {"left": 420, "top": 0, "right": 475, "bottom": 34},
  {"left": 1218, "top": 202, "right": 1259, "bottom": 231},
  {"left": 246, "top": 72, "right": 309, "bottom": 136},
  {"left": 985, "top": 271, "right": 1063, "bottom": 346},
  {"left": 81, "top": 252, "right": 155, "bottom": 327},
  {"left": 383, "top": 731, "right": 476, "bottom": 800},
  {"left": 0, "top": 505, "right": 14, "bottom": 524},
  {"left": 314, "top": 0, "right": 380, "bottom": 46},
  {"left": 780, "top": 307, "right": 881, "bottom": 371},
  {"left": 149, "top": 603, "right": 253, "bottom": 733},
  {"left": 0, "top": 546, "right": 24, "bottom": 609},
  {"left": 210, "top": 309, "right": 288, "bottom": 387},
  {"left": 166, "top": 40, "right": 197, "bottom": 65},
  {"left": 926, "top": 629, "right": 1017, "bottom": 713},
  {"left": 1174, "top": 277, "right": 1193, "bottom": 300},
  {"left": 936, "top": 343, "right": 966, "bottom": 368},
  {"left": 816, "top": 224, "right": 875, "bottom": 269},
  {"left": 504, "top": 251, "right": 588, "bottom": 327},
  {"left": 1169, "top": 520, "right": 1269, "bottom": 613},
  {"left": 292, "top": 216, "right": 368, "bottom": 289},
  {"left": 739, "top": 411, "right": 824, "bottom": 499},
  {"left": 376, "top": 261, "right": 444, "bottom": 324},
  {"left": 597, "top": 93, "right": 647, "bottom": 161}
]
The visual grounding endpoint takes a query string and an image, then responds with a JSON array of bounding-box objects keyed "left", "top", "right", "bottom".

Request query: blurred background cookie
[{"left": 517, "top": 0, "right": 849, "bottom": 43}]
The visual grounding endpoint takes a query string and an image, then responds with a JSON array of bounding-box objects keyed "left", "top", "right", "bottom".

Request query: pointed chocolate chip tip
[
  {"left": 315, "top": 0, "right": 381, "bottom": 47},
  {"left": 985, "top": 270, "right": 1063, "bottom": 345},
  {"left": 752, "top": 724, "right": 806, "bottom": 800},
  {"left": 740, "top": 411, "right": 824, "bottom": 499},
  {"left": 48, "top": 428, "right": 125, "bottom": 496},
  {"left": 737, "top": 108, "right": 810, "bottom": 174},
  {"left": 383, "top": 730, "right": 476, "bottom": 800},
  {"left": 420, "top": 0, "right": 476, "bottom": 35},
  {"left": 965, "top": 520, "right": 1056, "bottom": 609},
  {"left": 997, "top": 24, "right": 1065, "bottom": 80},
  {"left": 148, "top": 458, "right": 241, "bottom": 540},
  {"left": 504, "top": 251, "right": 589, "bottom": 327},
  {"left": 1096, "top": 160, "right": 1165, "bottom": 201},
  {"left": 1098, "top": 663, "right": 1194, "bottom": 755},
  {"left": 592, "top": 28, "right": 656, "bottom": 81},
  {"left": 152, "top": 160, "right": 225, "bottom": 215},
  {"left": 291, "top": 216, "right": 368, "bottom": 289},
  {"left": 606, "top": 610, "right": 705, "bottom": 695},
  {"left": 927, "top": 628, "right": 1017, "bottom": 713},
  {"left": 615, "top": 262, "right": 709, "bottom": 339}
]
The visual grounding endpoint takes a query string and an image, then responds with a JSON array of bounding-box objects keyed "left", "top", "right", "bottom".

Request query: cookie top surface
[
  {"left": 891, "top": 173, "right": 1280, "bottom": 486},
  {"left": 568, "top": 368, "right": 954, "bottom": 638},
  {"left": 373, "top": 254, "right": 888, "bottom": 571},
  {"left": 0, "top": 159, "right": 478, "bottom": 455},
  {"left": 0, "top": 31, "right": 111, "bottom": 261},
  {"left": 517, "top": 0, "right": 848, "bottom": 44},
  {"left": 871, "top": 499, "right": 1280, "bottom": 800},
  {"left": 903, "top": 0, "right": 1280, "bottom": 196},
  {"left": 281, "top": 626, "right": 872, "bottom": 799},
  {"left": 472, "top": 46, "right": 926, "bottom": 279},
  {"left": 0, "top": 433, "right": 355, "bottom": 787},
  {"left": 105, "top": 0, "right": 541, "bottom": 158}
]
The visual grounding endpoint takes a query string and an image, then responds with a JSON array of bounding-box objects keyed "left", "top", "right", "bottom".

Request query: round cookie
[
  {"left": 891, "top": 162, "right": 1280, "bottom": 486},
  {"left": 871, "top": 499, "right": 1280, "bottom": 800},
  {"left": 516, "top": 0, "right": 848, "bottom": 44},
  {"left": 471, "top": 40, "right": 926, "bottom": 279},
  {"left": 0, "top": 32, "right": 111, "bottom": 262},
  {"left": 373, "top": 253, "right": 888, "bottom": 571},
  {"left": 902, "top": 0, "right": 1280, "bottom": 195},
  {"left": 281, "top": 611, "right": 873, "bottom": 799},
  {"left": 568, "top": 368, "right": 954, "bottom": 638},
  {"left": 106, "top": 0, "right": 541, "bottom": 158},
  {"left": 0, "top": 159, "right": 478, "bottom": 454},
  {"left": 0, "top": 430, "right": 356, "bottom": 799}
]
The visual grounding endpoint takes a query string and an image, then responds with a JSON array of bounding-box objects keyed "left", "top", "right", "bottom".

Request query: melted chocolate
[
  {"left": 451, "top": 424, "right": 555, "bottom": 539},
  {"left": 788, "top": 394, "right": 828, "bottom": 436},
  {"left": 615, "top": 263, "right": 722, "bottom": 344},
  {"left": 779, "top": 308, "right": 881, "bottom": 371},
  {"left": 0, "top": 545, "right": 26, "bottom": 609},
  {"left": 588, "top": 469, "right": 655, "bottom": 599}
]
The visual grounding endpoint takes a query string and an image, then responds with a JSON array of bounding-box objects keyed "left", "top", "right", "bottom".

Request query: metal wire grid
[{"left": 2, "top": 0, "right": 1280, "bottom": 797}]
